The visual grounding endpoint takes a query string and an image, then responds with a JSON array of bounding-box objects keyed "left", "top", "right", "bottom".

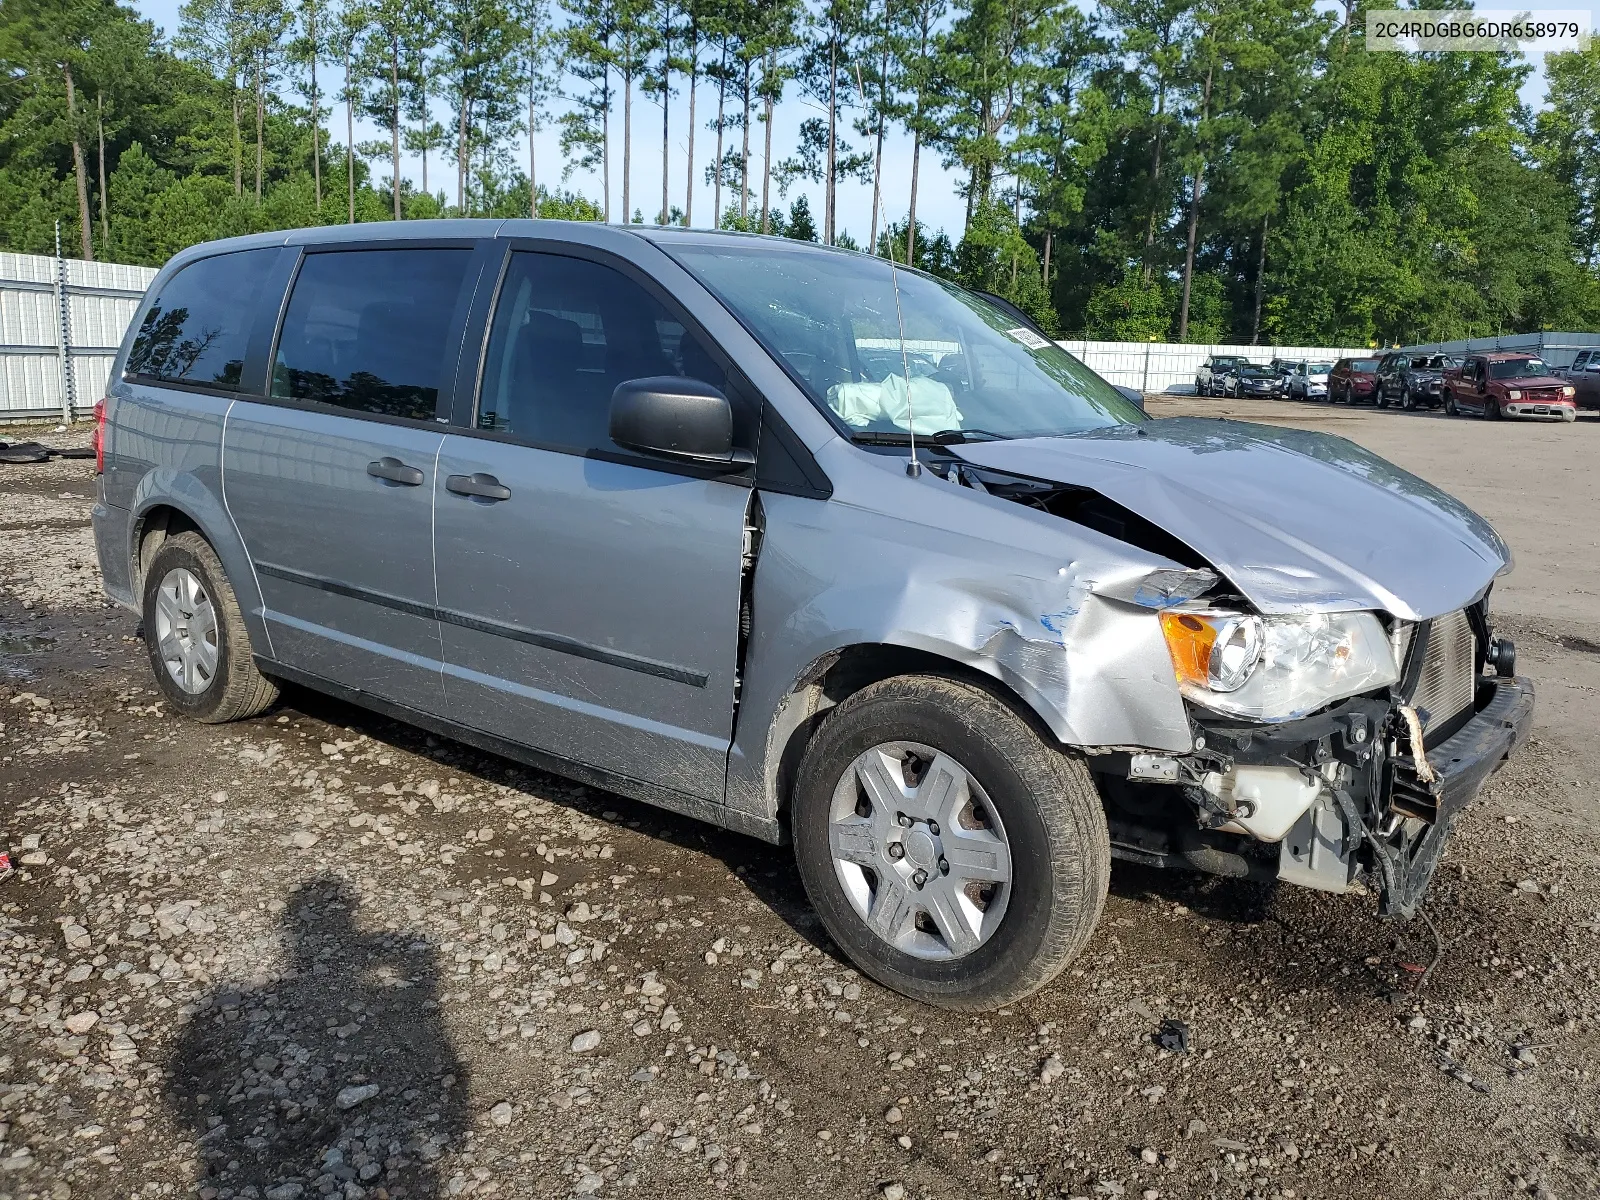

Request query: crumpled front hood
[{"left": 952, "top": 418, "right": 1508, "bottom": 621}]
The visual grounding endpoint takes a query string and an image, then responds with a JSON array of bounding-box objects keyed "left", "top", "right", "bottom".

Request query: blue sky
[{"left": 128, "top": 0, "right": 1586, "bottom": 241}]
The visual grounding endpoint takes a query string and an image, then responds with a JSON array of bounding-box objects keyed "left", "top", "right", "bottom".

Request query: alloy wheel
[{"left": 827, "top": 741, "right": 1012, "bottom": 961}]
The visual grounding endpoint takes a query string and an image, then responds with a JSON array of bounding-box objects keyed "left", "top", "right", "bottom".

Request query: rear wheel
[
  {"left": 142, "top": 531, "right": 278, "bottom": 723},
  {"left": 791, "top": 675, "right": 1110, "bottom": 1010}
]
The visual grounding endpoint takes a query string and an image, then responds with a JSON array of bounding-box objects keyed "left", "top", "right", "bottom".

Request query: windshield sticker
[{"left": 1004, "top": 326, "right": 1052, "bottom": 351}]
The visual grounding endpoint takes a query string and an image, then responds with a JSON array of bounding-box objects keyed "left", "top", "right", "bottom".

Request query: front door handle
[
  {"left": 367, "top": 457, "right": 424, "bottom": 486},
  {"left": 446, "top": 472, "right": 512, "bottom": 501}
]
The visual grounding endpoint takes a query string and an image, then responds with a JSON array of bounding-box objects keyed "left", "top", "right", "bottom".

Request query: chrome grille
[{"left": 1410, "top": 609, "right": 1477, "bottom": 736}]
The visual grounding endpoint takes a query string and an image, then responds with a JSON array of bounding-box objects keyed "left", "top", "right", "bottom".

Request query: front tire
[
  {"left": 1400, "top": 385, "right": 1416, "bottom": 411},
  {"left": 1445, "top": 389, "right": 1458, "bottom": 415},
  {"left": 791, "top": 675, "right": 1110, "bottom": 1010},
  {"left": 142, "top": 531, "right": 278, "bottom": 723},
  {"left": 1376, "top": 384, "right": 1388, "bottom": 408}
]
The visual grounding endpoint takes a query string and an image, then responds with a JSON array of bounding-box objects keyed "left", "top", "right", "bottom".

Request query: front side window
[
  {"left": 667, "top": 241, "right": 1141, "bottom": 442},
  {"left": 126, "top": 248, "right": 276, "bottom": 391},
  {"left": 477, "top": 251, "right": 727, "bottom": 453},
  {"left": 271, "top": 248, "right": 472, "bottom": 421}
]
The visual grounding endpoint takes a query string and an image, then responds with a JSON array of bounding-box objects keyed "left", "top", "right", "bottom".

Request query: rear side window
[
  {"left": 126, "top": 248, "right": 276, "bottom": 391},
  {"left": 271, "top": 248, "right": 472, "bottom": 421},
  {"left": 477, "top": 251, "right": 726, "bottom": 452}
]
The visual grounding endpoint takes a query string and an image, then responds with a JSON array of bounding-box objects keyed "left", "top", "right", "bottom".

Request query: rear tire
[
  {"left": 791, "top": 675, "right": 1110, "bottom": 1010},
  {"left": 142, "top": 531, "right": 278, "bottom": 723}
]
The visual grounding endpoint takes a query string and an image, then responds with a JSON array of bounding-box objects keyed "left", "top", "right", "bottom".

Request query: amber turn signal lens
[{"left": 1160, "top": 610, "right": 1217, "bottom": 687}]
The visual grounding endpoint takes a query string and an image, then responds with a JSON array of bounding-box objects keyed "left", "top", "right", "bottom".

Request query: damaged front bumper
[
  {"left": 1336, "top": 674, "right": 1533, "bottom": 915},
  {"left": 1099, "top": 675, "right": 1535, "bottom": 919}
]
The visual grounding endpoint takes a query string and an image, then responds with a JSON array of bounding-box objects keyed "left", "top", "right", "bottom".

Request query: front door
[
  {"left": 222, "top": 245, "right": 478, "bottom": 711},
  {"left": 433, "top": 248, "right": 751, "bottom": 801}
]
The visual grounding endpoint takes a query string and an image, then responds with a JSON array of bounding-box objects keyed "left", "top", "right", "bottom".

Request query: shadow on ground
[
  {"left": 168, "top": 874, "right": 469, "bottom": 1199},
  {"left": 266, "top": 684, "right": 837, "bottom": 956}
]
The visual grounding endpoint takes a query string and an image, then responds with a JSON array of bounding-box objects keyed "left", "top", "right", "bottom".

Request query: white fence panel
[
  {"left": 0, "top": 250, "right": 156, "bottom": 422},
  {"left": 1060, "top": 340, "right": 1371, "bottom": 394}
]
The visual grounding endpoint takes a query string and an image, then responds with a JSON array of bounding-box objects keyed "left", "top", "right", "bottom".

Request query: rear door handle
[
  {"left": 446, "top": 472, "right": 511, "bottom": 501},
  {"left": 367, "top": 457, "right": 424, "bottom": 486}
]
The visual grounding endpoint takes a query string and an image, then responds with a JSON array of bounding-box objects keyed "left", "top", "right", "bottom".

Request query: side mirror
[
  {"left": 1114, "top": 384, "right": 1146, "bottom": 412},
  {"left": 609, "top": 376, "right": 750, "bottom": 467}
]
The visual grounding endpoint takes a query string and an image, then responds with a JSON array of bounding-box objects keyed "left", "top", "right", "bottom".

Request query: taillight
[{"left": 93, "top": 398, "right": 106, "bottom": 474}]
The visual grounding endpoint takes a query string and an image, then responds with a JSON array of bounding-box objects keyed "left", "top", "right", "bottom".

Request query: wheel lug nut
[
  {"left": 897, "top": 814, "right": 913, "bottom": 828},
  {"left": 938, "top": 858, "right": 949, "bottom": 875},
  {"left": 887, "top": 842, "right": 904, "bottom": 860},
  {"left": 911, "top": 870, "right": 927, "bottom": 889},
  {"left": 927, "top": 821, "right": 939, "bottom": 836}
]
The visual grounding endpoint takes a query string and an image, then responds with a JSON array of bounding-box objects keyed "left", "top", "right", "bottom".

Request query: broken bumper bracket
[{"left": 1338, "top": 675, "right": 1535, "bottom": 918}]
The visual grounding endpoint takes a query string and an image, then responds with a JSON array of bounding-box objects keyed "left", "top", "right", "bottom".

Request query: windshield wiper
[{"left": 849, "top": 428, "right": 1008, "bottom": 445}]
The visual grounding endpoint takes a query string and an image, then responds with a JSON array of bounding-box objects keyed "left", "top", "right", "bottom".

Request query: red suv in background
[
  {"left": 1443, "top": 353, "right": 1578, "bottom": 421},
  {"left": 1329, "top": 357, "right": 1381, "bottom": 405}
]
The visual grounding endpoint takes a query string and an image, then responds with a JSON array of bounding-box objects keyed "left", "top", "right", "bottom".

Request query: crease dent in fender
[{"left": 934, "top": 558, "right": 1199, "bottom": 753}]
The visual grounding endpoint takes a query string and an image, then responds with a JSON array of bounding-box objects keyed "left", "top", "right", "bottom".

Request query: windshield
[
  {"left": 1239, "top": 366, "right": 1272, "bottom": 377},
  {"left": 1307, "top": 362, "right": 1332, "bottom": 374},
  {"left": 1489, "top": 357, "right": 1548, "bottom": 379},
  {"left": 1352, "top": 361, "right": 1378, "bottom": 373},
  {"left": 667, "top": 240, "right": 1143, "bottom": 440}
]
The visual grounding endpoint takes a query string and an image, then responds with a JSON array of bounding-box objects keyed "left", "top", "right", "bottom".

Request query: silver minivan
[{"left": 93, "top": 221, "right": 1533, "bottom": 1009}]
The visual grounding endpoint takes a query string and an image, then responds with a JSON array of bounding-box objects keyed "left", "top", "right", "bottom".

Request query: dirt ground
[{"left": 1, "top": 397, "right": 1597, "bottom": 1200}]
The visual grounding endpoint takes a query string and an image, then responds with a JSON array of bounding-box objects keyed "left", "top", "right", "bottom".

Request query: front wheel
[
  {"left": 1400, "top": 386, "right": 1416, "bottom": 411},
  {"left": 1445, "top": 389, "right": 1458, "bottom": 415},
  {"left": 142, "top": 531, "right": 279, "bottom": 723},
  {"left": 791, "top": 675, "right": 1111, "bottom": 1010},
  {"left": 1376, "top": 384, "right": 1388, "bottom": 408}
]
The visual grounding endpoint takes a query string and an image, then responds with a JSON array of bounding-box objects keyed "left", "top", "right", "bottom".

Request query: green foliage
[
  {"left": 954, "top": 199, "right": 1053, "bottom": 329},
  {"left": 1084, "top": 267, "right": 1171, "bottom": 341},
  {"left": 877, "top": 219, "right": 955, "bottom": 276},
  {"left": 0, "top": 0, "right": 1593, "bottom": 351},
  {"left": 785, "top": 193, "right": 818, "bottom": 241}
]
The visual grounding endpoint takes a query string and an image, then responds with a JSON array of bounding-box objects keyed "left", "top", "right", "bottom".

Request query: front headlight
[
  {"left": 1507, "top": 389, "right": 1522, "bottom": 400},
  {"left": 1563, "top": 385, "right": 1576, "bottom": 397},
  {"left": 1160, "top": 609, "right": 1399, "bottom": 722}
]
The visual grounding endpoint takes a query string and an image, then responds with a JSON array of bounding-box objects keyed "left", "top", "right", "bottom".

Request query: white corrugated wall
[
  {"left": 0, "top": 251, "right": 156, "bottom": 423},
  {"left": 1057, "top": 340, "right": 1372, "bottom": 395}
]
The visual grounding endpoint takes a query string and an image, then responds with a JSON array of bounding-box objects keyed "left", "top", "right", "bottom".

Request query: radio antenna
[{"left": 855, "top": 61, "right": 920, "bottom": 478}]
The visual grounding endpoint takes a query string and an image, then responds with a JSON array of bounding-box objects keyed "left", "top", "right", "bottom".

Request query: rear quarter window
[{"left": 125, "top": 248, "right": 277, "bottom": 391}]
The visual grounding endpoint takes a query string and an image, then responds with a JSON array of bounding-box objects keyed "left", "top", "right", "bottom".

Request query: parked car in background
[
  {"left": 1285, "top": 361, "right": 1332, "bottom": 401},
  {"left": 1196, "top": 355, "right": 1245, "bottom": 396},
  {"left": 1558, "top": 348, "right": 1600, "bottom": 411},
  {"left": 1443, "top": 353, "right": 1577, "bottom": 421},
  {"left": 1224, "top": 363, "right": 1283, "bottom": 398},
  {"left": 92, "top": 220, "right": 1534, "bottom": 1010},
  {"left": 1375, "top": 352, "right": 1458, "bottom": 410},
  {"left": 1329, "top": 357, "right": 1381, "bottom": 404}
]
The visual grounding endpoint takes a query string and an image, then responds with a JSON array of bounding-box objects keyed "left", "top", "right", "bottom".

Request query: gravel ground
[{"left": 1, "top": 405, "right": 1598, "bottom": 1200}]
